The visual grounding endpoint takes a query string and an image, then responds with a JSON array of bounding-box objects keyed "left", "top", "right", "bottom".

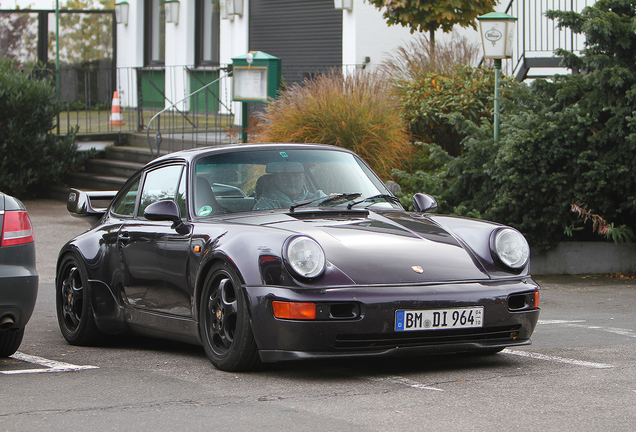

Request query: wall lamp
[
  {"left": 227, "top": 0, "right": 243, "bottom": 16},
  {"left": 334, "top": 0, "right": 353, "bottom": 10},
  {"left": 115, "top": 1, "right": 129, "bottom": 25},
  {"left": 165, "top": 0, "right": 180, "bottom": 24}
]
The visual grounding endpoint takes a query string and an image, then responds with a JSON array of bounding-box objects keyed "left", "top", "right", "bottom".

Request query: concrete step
[
  {"left": 66, "top": 172, "right": 128, "bottom": 191},
  {"left": 85, "top": 158, "right": 145, "bottom": 178},
  {"left": 104, "top": 145, "right": 165, "bottom": 165}
]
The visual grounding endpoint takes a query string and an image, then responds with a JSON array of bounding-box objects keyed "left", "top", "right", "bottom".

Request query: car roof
[{"left": 149, "top": 143, "right": 354, "bottom": 166}]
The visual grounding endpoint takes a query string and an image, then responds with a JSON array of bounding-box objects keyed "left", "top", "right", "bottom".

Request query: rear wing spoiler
[{"left": 67, "top": 189, "right": 117, "bottom": 222}]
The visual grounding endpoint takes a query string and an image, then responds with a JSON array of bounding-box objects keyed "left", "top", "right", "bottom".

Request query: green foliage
[
  {"left": 396, "top": 65, "right": 515, "bottom": 156},
  {"left": 366, "top": 0, "right": 497, "bottom": 36},
  {"left": 0, "top": 58, "right": 88, "bottom": 198},
  {"left": 392, "top": 142, "right": 454, "bottom": 211},
  {"left": 394, "top": 0, "right": 636, "bottom": 252},
  {"left": 254, "top": 71, "right": 411, "bottom": 180},
  {"left": 50, "top": 0, "right": 115, "bottom": 65},
  {"left": 446, "top": 77, "right": 636, "bottom": 251}
]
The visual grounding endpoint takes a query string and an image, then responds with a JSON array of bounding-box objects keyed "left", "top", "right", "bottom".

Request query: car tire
[
  {"left": 0, "top": 328, "right": 24, "bottom": 357},
  {"left": 56, "top": 253, "right": 102, "bottom": 345},
  {"left": 199, "top": 262, "right": 260, "bottom": 371}
]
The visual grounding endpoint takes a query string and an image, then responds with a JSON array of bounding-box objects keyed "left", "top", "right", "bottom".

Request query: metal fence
[
  {"left": 43, "top": 65, "right": 238, "bottom": 154},
  {"left": 49, "top": 63, "right": 363, "bottom": 155}
]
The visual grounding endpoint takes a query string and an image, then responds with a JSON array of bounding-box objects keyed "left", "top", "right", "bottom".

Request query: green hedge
[
  {"left": 0, "top": 58, "right": 84, "bottom": 198},
  {"left": 393, "top": 1, "right": 636, "bottom": 251}
]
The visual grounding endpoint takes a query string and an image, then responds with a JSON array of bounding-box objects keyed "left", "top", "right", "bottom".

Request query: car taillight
[{"left": 1, "top": 210, "right": 34, "bottom": 246}]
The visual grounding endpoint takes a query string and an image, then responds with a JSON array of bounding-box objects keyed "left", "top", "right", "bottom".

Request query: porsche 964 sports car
[{"left": 57, "top": 143, "right": 539, "bottom": 371}]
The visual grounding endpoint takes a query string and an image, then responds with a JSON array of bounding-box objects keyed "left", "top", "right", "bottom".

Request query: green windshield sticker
[
  {"left": 279, "top": 151, "right": 288, "bottom": 158},
  {"left": 198, "top": 205, "right": 213, "bottom": 216}
]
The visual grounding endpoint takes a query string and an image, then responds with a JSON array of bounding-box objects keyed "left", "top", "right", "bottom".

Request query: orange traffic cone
[{"left": 108, "top": 91, "right": 125, "bottom": 126}]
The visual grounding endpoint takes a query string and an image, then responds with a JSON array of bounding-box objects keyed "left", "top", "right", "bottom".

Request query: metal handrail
[{"left": 146, "top": 71, "right": 232, "bottom": 157}]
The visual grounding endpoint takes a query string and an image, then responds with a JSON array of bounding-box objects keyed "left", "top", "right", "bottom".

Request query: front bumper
[{"left": 244, "top": 278, "right": 540, "bottom": 363}]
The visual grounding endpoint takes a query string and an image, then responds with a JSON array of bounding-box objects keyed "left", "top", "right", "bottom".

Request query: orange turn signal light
[
  {"left": 272, "top": 301, "right": 316, "bottom": 320},
  {"left": 534, "top": 290, "right": 540, "bottom": 308}
]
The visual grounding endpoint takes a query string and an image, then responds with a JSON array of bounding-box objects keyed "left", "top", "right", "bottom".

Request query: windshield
[{"left": 193, "top": 148, "right": 401, "bottom": 216}]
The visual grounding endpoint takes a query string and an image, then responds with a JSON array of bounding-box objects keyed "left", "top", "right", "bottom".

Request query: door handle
[{"left": 118, "top": 232, "right": 131, "bottom": 245}]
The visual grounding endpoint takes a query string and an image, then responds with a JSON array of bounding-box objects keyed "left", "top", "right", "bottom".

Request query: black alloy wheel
[
  {"left": 200, "top": 262, "right": 260, "bottom": 371},
  {"left": 56, "top": 254, "right": 102, "bottom": 345}
]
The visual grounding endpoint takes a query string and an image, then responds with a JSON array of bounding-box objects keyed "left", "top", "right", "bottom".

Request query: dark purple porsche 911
[{"left": 57, "top": 143, "right": 539, "bottom": 371}]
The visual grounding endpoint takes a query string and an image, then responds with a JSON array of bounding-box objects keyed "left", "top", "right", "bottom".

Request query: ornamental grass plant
[
  {"left": 254, "top": 70, "right": 411, "bottom": 181},
  {"left": 377, "top": 32, "right": 482, "bottom": 82}
]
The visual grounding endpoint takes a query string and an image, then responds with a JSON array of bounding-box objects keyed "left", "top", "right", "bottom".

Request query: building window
[
  {"left": 145, "top": 0, "right": 165, "bottom": 65},
  {"left": 196, "top": 0, "right": 220, "bottom": 66}
]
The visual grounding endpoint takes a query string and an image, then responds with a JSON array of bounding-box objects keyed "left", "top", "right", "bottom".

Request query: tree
[
  {"left": 0, "top": 8, "right": 38, "bottom": 66},
  {"left": 49, "top": 0, "right": 115, "bottom": 64},
  {"left": 366, "top": 0, "right": 497, "bottom": 48}
]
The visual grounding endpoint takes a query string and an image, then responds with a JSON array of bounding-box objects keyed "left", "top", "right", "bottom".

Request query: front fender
[{"left": 427, "top": 214, "right": 531, "bottom": 277}]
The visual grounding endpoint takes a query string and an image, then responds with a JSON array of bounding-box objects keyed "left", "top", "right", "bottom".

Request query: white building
[{"left": 114, "top": 0, "right": 428, "bottom": 125}]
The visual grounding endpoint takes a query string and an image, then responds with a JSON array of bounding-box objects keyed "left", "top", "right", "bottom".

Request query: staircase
[{"left": 50, "top": 136, "right": 169, "bottom": 201}]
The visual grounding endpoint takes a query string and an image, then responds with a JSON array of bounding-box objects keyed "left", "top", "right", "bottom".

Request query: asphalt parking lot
[{"left": 1, "top": 199, "right": 634, "bottom": 431}]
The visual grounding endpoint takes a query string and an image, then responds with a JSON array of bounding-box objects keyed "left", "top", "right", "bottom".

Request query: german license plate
[{"left": 395, "top": 307, "right": 484, "bottom": 332}]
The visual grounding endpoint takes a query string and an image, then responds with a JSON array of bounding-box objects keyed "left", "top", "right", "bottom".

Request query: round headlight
[
  {"left": 284, "top": 236, "right": 326, "bottom": 279},
  {"left": 492, "top": 228, "right": 530, "bottom": 270}
]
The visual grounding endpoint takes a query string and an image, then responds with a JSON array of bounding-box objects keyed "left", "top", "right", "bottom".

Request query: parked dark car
[
  {"left": 0, "top": 192, "right": 38, "bottom": 357},
  {"left": 57, "top": 143, "right": 540, "bottom": 371}
]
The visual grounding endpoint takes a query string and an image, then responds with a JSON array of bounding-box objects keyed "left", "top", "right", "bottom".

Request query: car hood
[{"left": 230, "top": 210, "right": 489, "bottom": 284}]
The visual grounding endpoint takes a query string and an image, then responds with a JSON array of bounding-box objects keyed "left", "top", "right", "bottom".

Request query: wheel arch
[{"left": 193, "top": 252, "right": 245, "bottom": 326}]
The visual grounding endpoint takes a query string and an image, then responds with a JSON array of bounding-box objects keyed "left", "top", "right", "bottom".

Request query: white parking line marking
[
  {"left": 1, "top": 352, "right": 99, "bottom": 375},
  {"left": 539, "top": 320, "right": 636, "bottom": 338},
  {"left": 370, "top": 376, "right": 444, "bottom": 392},
  {"left": 503, "top": 349, "right": 614, "bottom": 369},
  {"left": 566, "top": 324, "right": 636, "bottom": 338}
]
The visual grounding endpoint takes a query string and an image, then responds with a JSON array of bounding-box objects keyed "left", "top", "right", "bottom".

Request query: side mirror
[
  {"left": 144, "top": 200, "right": 181, "bottom": 224},
  {"left": 412, "top": 193, "right": 438, "bottom": 213}
]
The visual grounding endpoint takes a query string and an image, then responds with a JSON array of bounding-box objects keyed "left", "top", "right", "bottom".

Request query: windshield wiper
[
  {"left": 290, "top": 193, "right": 362, "bottom": 212},
  {"left": 346, "top": 194, "right": 402, "bottom": 210}
]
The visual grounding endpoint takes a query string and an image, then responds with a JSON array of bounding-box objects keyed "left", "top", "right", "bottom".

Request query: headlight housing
[
  {"left": 283, "top": 236, "right": 326, "bottom": 279},
  {"left": 491, "top": 228, "right": 530, "bottom": 270}
]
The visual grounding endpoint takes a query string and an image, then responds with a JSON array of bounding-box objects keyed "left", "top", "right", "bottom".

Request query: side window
[
  {"left": 139, "top": 165, "right": 184, "bottom": 217},
  {"left": 111, "top": 177, "right": 140, "bottom": 217}
]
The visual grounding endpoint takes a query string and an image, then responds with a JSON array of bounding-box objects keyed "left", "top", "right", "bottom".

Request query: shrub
[
  {"left": 392, "top": 141, "right": 455, "bottom": 211},
  {"left": 435, "top": 82, "right": 636, "bottom": 252},
  {"left": 395, "top": 65, "right": 516, "bottom": 156},
  {"left": 0, "top": 58, "right": 85, "bottom": 198},
  {"left": 395, "top": 1, "right": 636, "bottom": 252},
  {"left": 254, "top": 70, "right": 411, "bottom": 181},
  {"left": 379, "top": 33, "right": 509, "bottom": 156}
]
